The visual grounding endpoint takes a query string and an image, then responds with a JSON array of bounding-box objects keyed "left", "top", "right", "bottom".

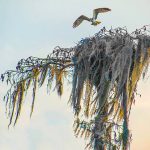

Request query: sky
[{"left": 0, "top": 0, "right": 150, "bottom": 150}]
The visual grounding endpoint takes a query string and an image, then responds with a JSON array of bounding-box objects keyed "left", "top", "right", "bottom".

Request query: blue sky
[{"left": 0, "top": 0, "right": 150, "bottom": 150}]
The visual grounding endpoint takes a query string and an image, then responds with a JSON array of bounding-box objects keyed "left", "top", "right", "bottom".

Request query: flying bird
[{"left": 73, "top": 8, "right": 111, "bottom": 28}]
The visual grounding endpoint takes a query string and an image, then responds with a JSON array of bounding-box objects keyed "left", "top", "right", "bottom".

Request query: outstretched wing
[
  {"left": 93, "top": 8, "right": 111, "bottom": 20},
  {"left": 73, "top": 15, "right": 91, "bottom": 28}
]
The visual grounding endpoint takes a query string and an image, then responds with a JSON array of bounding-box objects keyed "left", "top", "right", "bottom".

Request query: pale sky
[{"left": 0, "top": 0, "right": 150, "bottom": 150}]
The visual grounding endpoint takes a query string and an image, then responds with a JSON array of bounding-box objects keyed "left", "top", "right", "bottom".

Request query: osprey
[{"left": 73, "top": 8, "right": 111, "bottom": 28}]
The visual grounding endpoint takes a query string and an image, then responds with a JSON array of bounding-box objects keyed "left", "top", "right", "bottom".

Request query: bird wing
[
  {"left": 73, "top": 15, "right": 91, "bottom": 28},
  {"left": 93, "top": 8, "right": 111, "bottom": 20}
]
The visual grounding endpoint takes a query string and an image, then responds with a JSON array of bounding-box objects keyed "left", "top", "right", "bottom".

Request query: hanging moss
[{"left": 1, "top": 25, "right": 150, "bottom": 150}]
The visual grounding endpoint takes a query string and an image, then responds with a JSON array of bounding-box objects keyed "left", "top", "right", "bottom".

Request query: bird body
[{"left": 73, "top": 8, "right": 111, "bottom": 28}]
